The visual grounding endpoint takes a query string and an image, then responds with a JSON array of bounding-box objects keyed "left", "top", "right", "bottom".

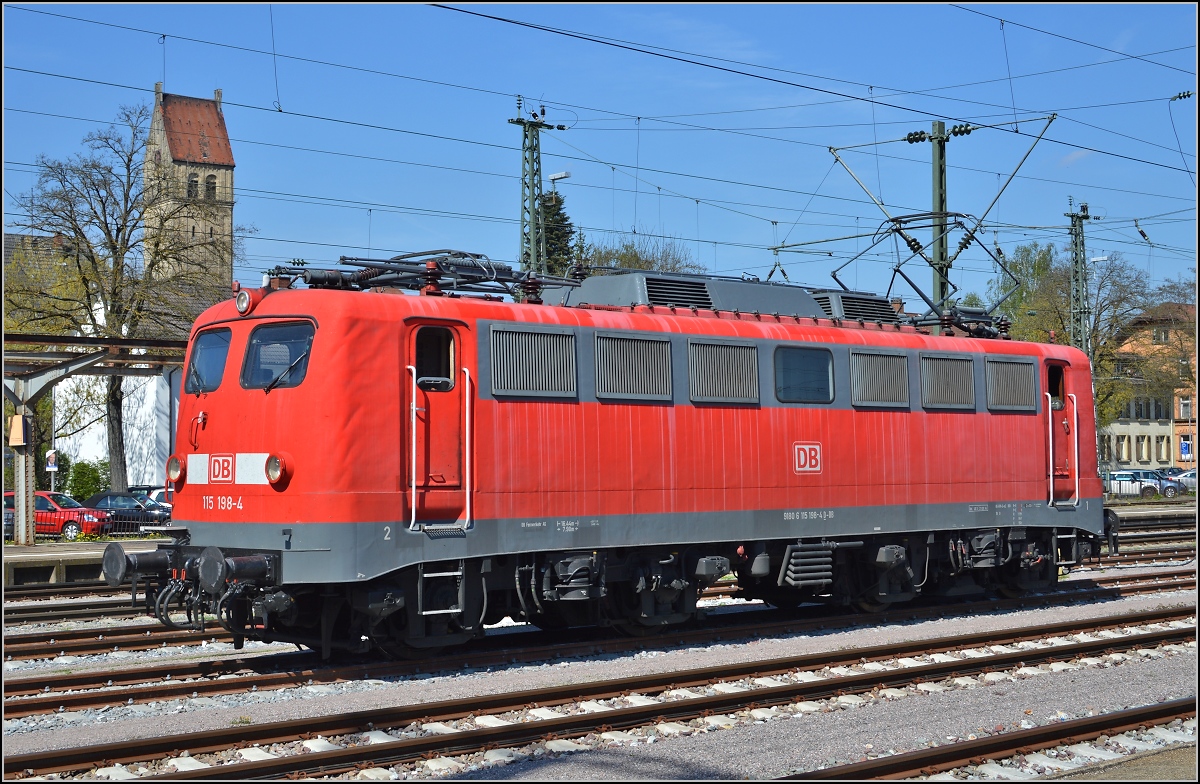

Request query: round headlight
[
  {"left": 266, "top": 454, "right": 285, "bottom": 484},
  {"left": 166, "top": 455, "right": 185, "bottom": 482},
  {"left": 235, "top": 289, "right": 252, "bottom": 314}
]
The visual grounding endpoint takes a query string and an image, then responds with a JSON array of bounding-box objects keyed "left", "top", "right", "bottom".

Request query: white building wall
[{"left": 54, "top": 367, "right": 180, "bottom": 487}]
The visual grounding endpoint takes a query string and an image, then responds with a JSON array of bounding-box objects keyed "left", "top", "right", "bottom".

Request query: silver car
[
  {"left": 1177, "top": 468, "right": 1197, "bottom": 492},
  {"left": 1105, "top": 470, "right": 1185, "bottom": 499}
]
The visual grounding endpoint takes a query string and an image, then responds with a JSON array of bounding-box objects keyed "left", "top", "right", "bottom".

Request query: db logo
[
  {"left": 793, "top": 442, "right": 822, "bottom": 474},
  {"left": 210, "top": 454, "right": 234, "bottom": 483}
]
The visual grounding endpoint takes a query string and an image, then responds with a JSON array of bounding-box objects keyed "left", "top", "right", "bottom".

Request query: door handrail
[
  {"left": 408, "top": 365, "right": 418, "bottom": 530},
  {"left": 1068, "top": 392, "right": 1080, "bottom": 507},
  {"left": 462, "top": 367, "right": 472, "bottom": 530},
  {"left": 1046, "top": 392, "right": 1054, "bottom": 507}
]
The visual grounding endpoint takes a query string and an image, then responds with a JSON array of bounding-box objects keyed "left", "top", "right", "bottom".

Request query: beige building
[
  {"left": 143, "top": 82, "right": 235, "bottom": 288},
  {"left": 1099, "top": 302, "right": 1197, "bottom": 472},
  {"left": 1100, "top": 397, "right": 1175, "bottom": 473}
]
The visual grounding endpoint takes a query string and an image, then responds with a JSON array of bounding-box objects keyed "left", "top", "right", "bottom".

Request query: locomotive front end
[{"left": 102, "top": 280, "right": 416, "bottom": 656}]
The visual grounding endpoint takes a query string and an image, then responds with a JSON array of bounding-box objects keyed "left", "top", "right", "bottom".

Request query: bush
[{"left": 67, "top": 459, "right": 110, "bottom": 502}]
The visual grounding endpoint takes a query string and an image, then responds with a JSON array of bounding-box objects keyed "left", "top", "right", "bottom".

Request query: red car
[{"left": 3, "top": 491, "right": 113, "bottom": 540}]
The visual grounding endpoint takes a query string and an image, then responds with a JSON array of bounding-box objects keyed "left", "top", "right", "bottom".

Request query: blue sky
[{"left": 4, "top": 3, "right": 1196, "bottom": 305}]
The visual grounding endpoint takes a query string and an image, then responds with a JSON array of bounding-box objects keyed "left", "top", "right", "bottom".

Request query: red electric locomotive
[{"left": 105, "top": 251, "right": 1110, "bottom": 658}]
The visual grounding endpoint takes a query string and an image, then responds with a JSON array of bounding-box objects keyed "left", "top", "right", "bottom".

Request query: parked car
[
  {"left": 1131, "top": 470, "right": 1187, "bottom": 498},
  {"left": 2, "top": 491, "right": 113, "bottom": 540},
  {"left": 81, "top": 491, "right": 171, "bottom": 534},
  {"left": 1104, "top": 470, "right": 1186, "bottom": 499},
  {"left": 3, "top": 507, "right": 13, "bottom": 540},
  {"left": 1157, "top": 467, "right": 1186, "bottom": 478},
  {"left": 1177, "top": 468, "right": 1197, "bottom": 492},
  {"left": 146, "top": 488, "right": 173, "bottom": 510}
]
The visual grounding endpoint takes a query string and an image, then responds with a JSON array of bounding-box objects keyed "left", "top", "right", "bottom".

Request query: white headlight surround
[
  {"left": 266, "top": 453, "right": 289, "bottom": 485},
  {"left": 235, "top": 288, "right": 252, "bottom": 314},
  {"left": 166, "top": 455, "right": 185, "bottom": 482}
]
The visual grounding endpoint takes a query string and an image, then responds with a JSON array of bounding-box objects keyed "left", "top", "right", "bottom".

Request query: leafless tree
[{"left": 5, "top": 104, "right": 241, "bottom": 490}]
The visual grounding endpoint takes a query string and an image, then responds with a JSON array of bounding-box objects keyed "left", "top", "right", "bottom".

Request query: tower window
[
  {"left": 205, "top": 175, "right": 217, "bottom": 200},
  {"left": 187, "top": 173, "right": 199, "bottom": 199}
]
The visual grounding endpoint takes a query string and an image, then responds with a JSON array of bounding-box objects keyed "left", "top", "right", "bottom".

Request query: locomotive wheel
[
  {"left": 853, "top": 595, "right": 890, "bottom": 614},
  {"left": 997, "top": 584, "right": 1026, "bottom": 599},
  {"left": 756, "top": 588, "right": 804, "bottom": 610}
]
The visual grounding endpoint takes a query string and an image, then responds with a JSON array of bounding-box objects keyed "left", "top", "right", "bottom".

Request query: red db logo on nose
[
  {"left": 211, "top": 454, "right": 234, "bottom": 483},
  {"left": 793, "top": 443, "right": 822, "bottom": 474}
]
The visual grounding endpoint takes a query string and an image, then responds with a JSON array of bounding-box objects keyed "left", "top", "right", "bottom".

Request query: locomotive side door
[
  {"left": 406, "top": 323, "right": 465, "bottom": 526},
  {"left": 1043, "top": 361, "right": 1077, "bottom": 505}
]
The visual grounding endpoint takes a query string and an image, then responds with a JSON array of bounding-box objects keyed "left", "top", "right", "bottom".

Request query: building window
[
  {"left": 1182, "top": 434, "right": 1194, "bottom": 462},
  {"left": 1156, "top": 436, "right": 1171, "bottom": 462},
  {"left": 1136, "top": 435, "right": 1150, "bottom": 462},
  {"left": 1152, "top": 327, "right": 1170, "bottom": 344},
  {"left": 1117, "top": 435, "right": 1131, "bottom": 462},
  {"left": 187, "top": 173, "right": 199, "bottom": 199},
  {"left": 1099, "top": 436, "right": 1112, "bottom": 462},
  {"left": 205, "top": 175, "right": 217, "bottom": 200},
  {"left": 1182, "top": 397, "right": 1193, "bottom": 420}
]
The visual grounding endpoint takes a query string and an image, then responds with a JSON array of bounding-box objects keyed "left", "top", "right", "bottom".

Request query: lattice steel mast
[{"left": 509, "top": 97, "right": 562, "bottom": 275}]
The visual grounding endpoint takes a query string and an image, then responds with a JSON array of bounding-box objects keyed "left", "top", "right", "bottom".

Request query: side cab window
[{"left": 186, "top": 328, "right": 233, "bottom": 394}]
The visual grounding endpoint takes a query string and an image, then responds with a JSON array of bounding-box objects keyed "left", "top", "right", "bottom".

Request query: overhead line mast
[
  {"left": 509, "top": 97, "right": 567, "bottom": 275},
  {"left": 1065, "top": 197, "right": 1100, "bottom": 361}
]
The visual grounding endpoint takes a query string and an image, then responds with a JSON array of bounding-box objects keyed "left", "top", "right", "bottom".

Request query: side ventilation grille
[
  {"left": 920, "top": 356, "right": 975, "bottom": 408},
  {"left": 850, "top": 351, "right": 909, "bottom": 407},
  {"left": 645, "top": 278, "right": 713, "bottom": 309},
  {"left": 490, "top": 328, "right": 576, "bottom": 397},
  {"left": 810, "top": 293, "right": 835, "bottom": 318},
  {"left": 986, "top": 358, "right": 1037, "bottom": 411},
  {"left": 688, "top": 342, "right": 758, "bottom": 403},
  {"left": 595, "top": 335, "right": 673, "bottom": 400},
  {"left": 840, "top": 295, "right": 900, "bottom": 322}
]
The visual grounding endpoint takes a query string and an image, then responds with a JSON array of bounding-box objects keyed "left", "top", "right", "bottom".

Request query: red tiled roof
[{"left": 160, "top": 94, "right": 234, "bottom": 166}]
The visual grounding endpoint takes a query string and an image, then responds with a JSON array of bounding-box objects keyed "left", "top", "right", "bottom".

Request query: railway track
[
  {"left": 4, "top": 568, "right": 1194, "bottom": 716},
  {"left": 780, "top": 699, "right": 1196, "bottom": 779},
  {"left": 4, "top": 606, "right": 1194, "bottom": 780}
]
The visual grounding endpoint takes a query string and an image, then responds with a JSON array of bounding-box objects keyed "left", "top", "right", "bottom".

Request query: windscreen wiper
[
  {"left": 264, "top": 349, "right": 310, "bottom": 393},
  {"left": 187, "top": 362, "right": 206, "bottom": 395}
]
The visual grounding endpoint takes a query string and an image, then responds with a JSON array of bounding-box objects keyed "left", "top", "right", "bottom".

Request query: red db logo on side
[
  {"left": 211, "top": 454, "right": 234, "bottom": 483},
  {"left": 793, "top": 442, "right": 822, "bottom": 474}
]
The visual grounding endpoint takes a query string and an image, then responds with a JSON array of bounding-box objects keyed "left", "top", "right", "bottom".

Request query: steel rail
[
  {"left": 81, "top": 626, "right": 1200, "bottom": 780},
  {"left": 779, "top": 698, "right": 1197, "bottom": 779},
  {"left": 6, "top": 601, "right": 1192, "bottom": 719}
]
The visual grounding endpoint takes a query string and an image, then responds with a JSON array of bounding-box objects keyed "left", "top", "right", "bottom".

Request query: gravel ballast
[{"left": 4, "top": 583, "right": 1194, "bottom": 774}]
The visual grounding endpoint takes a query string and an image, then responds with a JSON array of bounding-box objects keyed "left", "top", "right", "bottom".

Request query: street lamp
[{"left": 548, "top": 171, "right": 571, "bottom": 191}]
